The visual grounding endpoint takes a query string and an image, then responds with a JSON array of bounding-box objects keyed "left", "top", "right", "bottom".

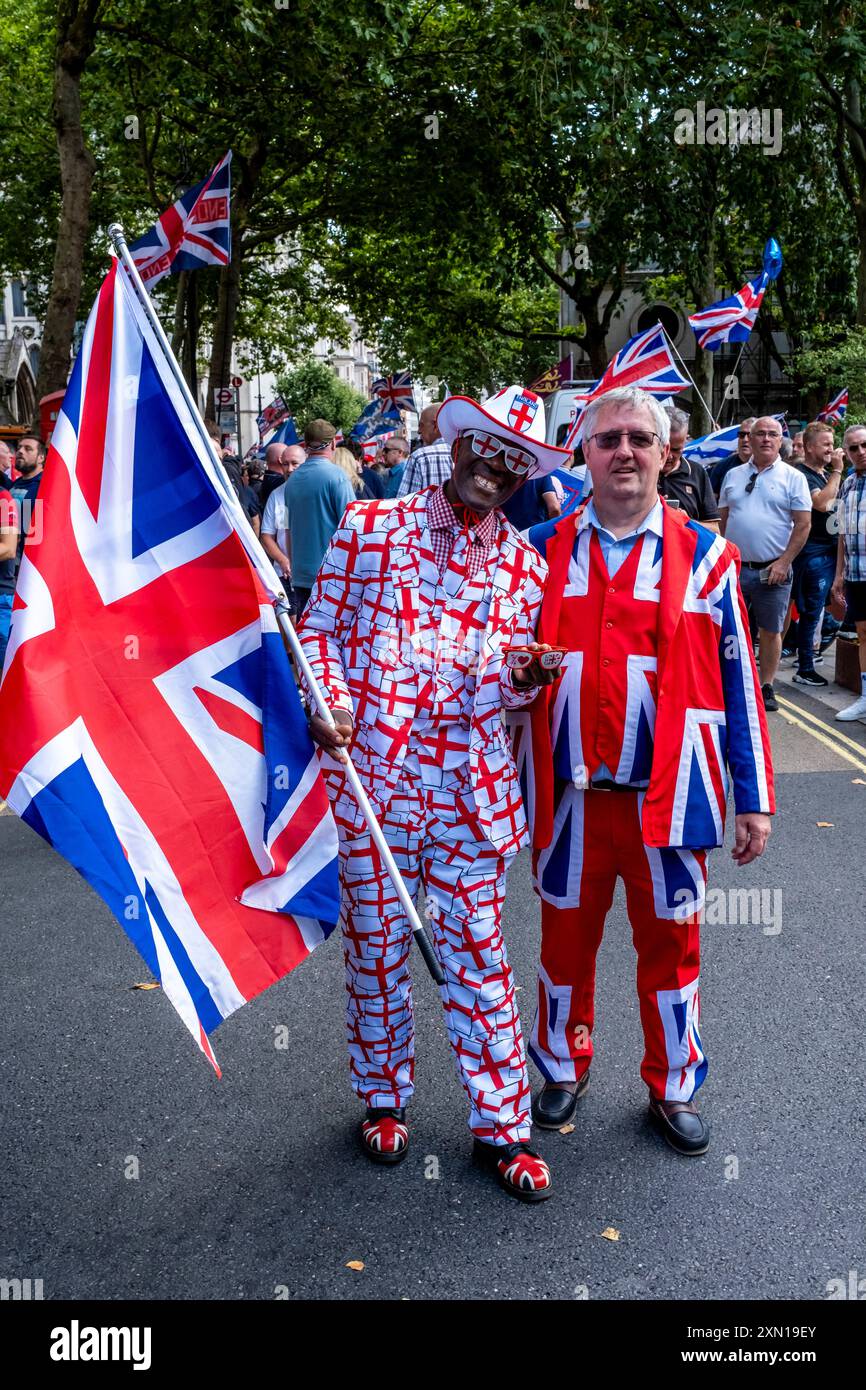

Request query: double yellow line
[{"left": 775, "top": 692, "right": 866, "bottom": 775}]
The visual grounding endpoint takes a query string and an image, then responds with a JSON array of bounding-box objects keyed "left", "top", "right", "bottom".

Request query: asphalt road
[{"left": 2, "top": 681, "right": 865, "bottom": 1302}]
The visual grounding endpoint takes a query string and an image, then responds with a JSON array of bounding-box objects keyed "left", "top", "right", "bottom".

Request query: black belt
[
  {"left": 741, "top": 558, "right": 780, "bottom": 569},
  {"left": 587, "top": 779, "right": 645, "bottom": 793}
]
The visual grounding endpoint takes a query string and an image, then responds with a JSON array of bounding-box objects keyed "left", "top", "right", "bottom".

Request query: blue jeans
[
  {"left": 793, "top": 547, "right": 836, "bottom": 672},
  {"left": 0, "top": 591, "right": 13, "bottom": 671}
]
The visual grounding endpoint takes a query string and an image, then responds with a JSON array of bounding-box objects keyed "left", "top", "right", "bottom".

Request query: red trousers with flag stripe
[
  {"left": 530, "top": 787, "right": 708, "bottom": 1102},
  {"left": 331, "top": 751, "right": 531, "bottom": 1144}
]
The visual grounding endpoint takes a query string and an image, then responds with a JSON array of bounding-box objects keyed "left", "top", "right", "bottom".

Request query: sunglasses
[
  {"left": 587, "top": 430, "right": 661, "bottom": 452},
  {"left": 504, "top": 645, "right": 567, "bottom": 670},
  {"left": 745, "top": 471, "right": 760, "bottom": 494},
  {"left": 464, "top": 430, "right": 536, "bottom": 478}
]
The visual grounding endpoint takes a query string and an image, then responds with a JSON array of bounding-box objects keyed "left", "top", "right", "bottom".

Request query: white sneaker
[{"left": 836, "top": 694, "right": 866, "bottom": 722}]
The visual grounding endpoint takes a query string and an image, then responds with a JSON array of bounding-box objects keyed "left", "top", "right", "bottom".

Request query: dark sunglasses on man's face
[{"left": 847, "top": 441, "right": 866, "bottom": 453}]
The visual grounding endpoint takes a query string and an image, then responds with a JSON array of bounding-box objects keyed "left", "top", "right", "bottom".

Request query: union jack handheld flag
[
  {"left": 0, "top": 258, "right": 340, "bottom": 1074},
  {"left": 563, "top": 323, "right": 689, "bottom": 451},
  {"left": 372, "top": 370, "right": 416, "bottom": 413},
  {"left": 688, "top": 236, "right": 783, "bottom": 351},
  {"left": 130, "top": 151, "right": 232, "bottom": 289},
  {"left": 817, "top": 388, "right": 848, "bottom": 424}
]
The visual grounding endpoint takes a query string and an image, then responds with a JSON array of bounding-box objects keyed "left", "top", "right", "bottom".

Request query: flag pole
[
  {"left": 661, "top": 328, "right": 719, "bottom": 430},
  {"left": 107, "top": 224, "right": 446, "bottom": 987},
  {"left": 724, "top": 342, "right": 747, "bottom": 425}
]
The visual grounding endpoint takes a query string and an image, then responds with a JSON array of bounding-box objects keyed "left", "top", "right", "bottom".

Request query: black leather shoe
[
  {"left": 531, "top": 1071, "right": 590, "bottom": 1130},
  {"left": 648, "top": 1096, "right": 709, "bottom": 1155}
]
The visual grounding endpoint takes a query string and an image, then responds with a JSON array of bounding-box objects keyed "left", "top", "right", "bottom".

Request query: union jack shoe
[
  {"left": 360, "top": 1107, "right": 409, "bottom": 1165},
  {"left": 473, "top": 1139, "right": 553, "bottom": 1203}
]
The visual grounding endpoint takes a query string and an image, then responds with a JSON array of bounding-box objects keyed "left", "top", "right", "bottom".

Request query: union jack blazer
[
  {"left": 298, "top": 488, "right": 548, "bottom": 856},
  {"left": 518, "top": 501, "right": 775, "bottom": 852}
]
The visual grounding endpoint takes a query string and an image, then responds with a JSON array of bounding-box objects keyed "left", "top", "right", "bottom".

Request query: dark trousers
[
  {"left": 294, "top": 585, "right": 312, "bottom": 615},
  {"left": 793, "top": 546, "right": 837, "bottom": 672}
]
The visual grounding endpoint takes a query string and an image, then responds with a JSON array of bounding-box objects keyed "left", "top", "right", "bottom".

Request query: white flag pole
[
  {"left": 661, "top": 327, "right": 719, "bottom": 430},
  {"left": 108, "top": 224, "right": 445, "bottom": 986}
]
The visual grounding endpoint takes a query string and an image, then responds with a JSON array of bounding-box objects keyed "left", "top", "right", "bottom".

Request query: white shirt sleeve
[
  {"left": 789, "top": 468, "right": 813, "bottom": 512},
  {"left": 261, "top": 488, "right": 280, "bottom": 537}
]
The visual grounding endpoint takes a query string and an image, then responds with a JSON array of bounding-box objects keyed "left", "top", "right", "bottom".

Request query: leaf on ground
[
  {"left": 852, "top": 779, "right": 866, "bottom": 786},
  {"left": 559, "top": 1123, "right": 576, "bottom": 1135},
  {"left": 130, "top": 982, "right": 160, "bottom": 990},
  {"left": 816, "top": 821, "right": 835, "bottom": 828},
  {"left": 345, "top": 1260, "right": 365, "bottom": 1271},
  {"left": 600, "top": 1227, "right": 621, "bottom": 1242}
]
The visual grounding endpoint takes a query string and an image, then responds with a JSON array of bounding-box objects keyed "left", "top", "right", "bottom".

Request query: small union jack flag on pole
[
  {"left": 688, "top": 237, "right": 782, "bottom": 351},
  {"left": 371, "top": 370, "right": 416, "bottom": 414},
  {"left": 130, "top": 151, "right": 232, "bottom": 289},
  {"left": 816, "top": 388, "right": 848, "bottom": 424},
  {"left": 563, "top": 323, "right": 689, "bottom": 450}
]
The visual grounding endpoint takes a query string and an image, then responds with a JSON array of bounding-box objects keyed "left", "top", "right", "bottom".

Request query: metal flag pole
[
  {"left": 107, "top": 223, "right": 446, "bottom": 986},
  {"left": 724, "top": 342, "right": 748, "bottom": 425},
  {"left": 661, "top": 327, "right": 719, "bottom": 430}
]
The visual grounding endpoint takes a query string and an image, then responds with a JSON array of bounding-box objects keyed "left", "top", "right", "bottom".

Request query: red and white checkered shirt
[{"left": 426, "top": 485, "right": 499, "bottom": 583}]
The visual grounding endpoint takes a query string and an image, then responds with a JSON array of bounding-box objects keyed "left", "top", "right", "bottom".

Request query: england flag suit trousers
[{"left": 335, "top": 746, "right": 532, "bottom": 1145}]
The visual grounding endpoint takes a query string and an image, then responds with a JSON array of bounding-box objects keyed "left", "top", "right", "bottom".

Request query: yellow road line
[
  {"left": 775, "top": 699, "right": 866, "bottom": 775},
  {"left": 776, "top": 692, "right": 866, "bottom": 757}
]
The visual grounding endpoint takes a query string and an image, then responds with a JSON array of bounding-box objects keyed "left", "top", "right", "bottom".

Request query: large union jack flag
[
  {"left": 371, "top": 370, "right": 416, "bottom": 414},
  {"left": 130, "top": 151, "right": 232, "bottom": 289},
  {"left": 563, "top": 323, "right": 689, "bottom": 451},
  {"left": 0, "top": 259, "right": 340, "bottom": 1073},
  {"left": 817, "top": 388, "right": 848, "bottom": 424}
]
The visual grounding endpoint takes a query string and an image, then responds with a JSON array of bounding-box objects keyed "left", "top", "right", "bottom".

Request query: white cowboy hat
[{"left": 436, "top": 384, "right": 574, "bottom": 477}]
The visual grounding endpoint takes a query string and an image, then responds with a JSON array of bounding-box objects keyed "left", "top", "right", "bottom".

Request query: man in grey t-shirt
[
  {"left": 283, "top": 419, "right": 356, "bottom": 614},
  {"left": 719, "top": 416, "right": 811, "bottom": 711}
]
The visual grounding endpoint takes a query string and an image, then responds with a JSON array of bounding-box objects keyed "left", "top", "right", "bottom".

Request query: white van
[{"left": 544, "top": 382, "right": 596, "bottom": 447}]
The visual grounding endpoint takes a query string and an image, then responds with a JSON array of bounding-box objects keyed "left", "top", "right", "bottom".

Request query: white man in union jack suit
[{"left": 299, "top": 385, "right": 572, "bottom": 1202}]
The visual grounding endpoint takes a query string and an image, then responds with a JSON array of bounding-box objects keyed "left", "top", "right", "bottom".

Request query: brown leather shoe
[{"left": 648, "top": 1096, "right": 709, "bottom": 1155}]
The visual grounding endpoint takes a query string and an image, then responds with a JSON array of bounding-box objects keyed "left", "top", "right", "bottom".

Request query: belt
[
  {"left": 587, "top": 779, "right": 644, "bottom": 793},
  {"left": 741, "top": 558, "right": 780, "bottom": 569}
]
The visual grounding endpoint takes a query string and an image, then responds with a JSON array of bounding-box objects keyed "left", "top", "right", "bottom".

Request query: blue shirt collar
[{"left": 578, "top": 497, "right": 664, "bottom": 544}]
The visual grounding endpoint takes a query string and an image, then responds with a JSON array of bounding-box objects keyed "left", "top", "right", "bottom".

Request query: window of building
[{"left": 10, "top": 279, "right": 28, "bottom": 317}]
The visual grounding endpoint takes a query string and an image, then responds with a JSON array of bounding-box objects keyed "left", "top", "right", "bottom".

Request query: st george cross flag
[
  {"left": 817, "top": 388, "right": 848, "bottom": 424},
  {"left": 256, "top": 394, "right": 290, "bottom": 437},
  {"left": 372, "top": 370, "right": 416, "bottom": 414},
  {"left": 0, "top": 258, "right": 341, "bottom": 1074},
  {"left": 130, "top": 152, "right": 232, "bottom": 289},
  {"left": 688, "top": 237, "right": 783, "bottom": 351},
  {"left": 563, "top": 323, "right": 689, "bottom": 451}
]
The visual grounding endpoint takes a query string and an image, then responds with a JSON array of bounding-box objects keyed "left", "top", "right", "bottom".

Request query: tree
[{"left": 276, "top": 358, "right": 367, "bottom": 436}]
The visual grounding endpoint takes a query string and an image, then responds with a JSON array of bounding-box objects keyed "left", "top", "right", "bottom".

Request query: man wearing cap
[
  {"left": 282, "top": 420, "right": 356, "bottom": 614},
  {"left": 299, "top": 385, "right": 572, "bottom": 1202},
  {"left": 516, "top": 386, "right": 774, "bottom": 1156}
]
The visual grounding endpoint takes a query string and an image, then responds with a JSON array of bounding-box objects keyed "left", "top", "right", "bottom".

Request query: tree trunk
[
  {"left": 171, "top": 270, "right": 188, "bottom": 357},
  {"left": 690, "top": 346, "right": 715, "bottom": 433},
  {"left": 33, "top": 0, "right": 102, "bottom": 421},
  {"left": 206, "top": 138, "right": 267, "bottom": 418}
]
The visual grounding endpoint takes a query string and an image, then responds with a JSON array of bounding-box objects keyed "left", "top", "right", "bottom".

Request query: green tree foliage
[{"left": 275, "top": 358, "right": 367, "bottom": 435}]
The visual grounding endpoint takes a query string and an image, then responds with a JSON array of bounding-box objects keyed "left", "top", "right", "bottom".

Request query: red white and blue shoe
[
  {"left": 473, "top": 1139, "right": 553, "bottom": 1203},
  {"left": 360, "top": 1107, "right": 409, "bottom": 1165}
]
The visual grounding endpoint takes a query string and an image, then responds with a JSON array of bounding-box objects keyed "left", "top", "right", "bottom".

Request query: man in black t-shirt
[
  {"left": 791, "top": 421, "right": 844, "bottom": 687},
  {"left": 657, "top": 408, "right": 720, "bottom": 528}
]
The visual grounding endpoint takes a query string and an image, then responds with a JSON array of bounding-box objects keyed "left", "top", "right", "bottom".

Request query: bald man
[
  {"left": 396, "top": 404, "right": 453, "bottom": 496},
  {"left": 259, "top": 440, "right": 292, "bottom": 507}
]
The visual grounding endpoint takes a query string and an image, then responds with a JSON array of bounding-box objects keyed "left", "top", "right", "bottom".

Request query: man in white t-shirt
[
  {"left": 719, "top": 417, "right": 812, "bottom": 711},
  {"left": 260, "top": 444, "right": 305, "bottom": 609}
]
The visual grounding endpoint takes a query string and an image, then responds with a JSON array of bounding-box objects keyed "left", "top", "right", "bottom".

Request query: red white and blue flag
[
  {"left": 0, "top": 258, "right": 340, "bottom": 1073},
  {"left": 688, "top": 237, "right": 783, "bottom": 351},
  {"left": 256, "top": 394, "right": 290, "bottom": 437},
  {"left": 563, "top": 323, "right": 689, "bottom": 451},
  {"left": 130, "top": 151, "right": 232, "bottom": 289},
  {"left": 372, "top": 370, "right": 416, "bottom": 414},
  {"left": 817, "top": 388, "right": 848, "bottom": 424}
]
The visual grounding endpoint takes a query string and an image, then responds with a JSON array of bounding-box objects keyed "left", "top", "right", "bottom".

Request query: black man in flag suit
[{"left": 299, "top": 386, "right": 572, "bottom": 1201}]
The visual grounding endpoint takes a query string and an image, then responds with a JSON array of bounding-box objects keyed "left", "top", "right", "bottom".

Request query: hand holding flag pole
[{"left": 107, "top": 223, "right": 446, "bottom": 987}]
